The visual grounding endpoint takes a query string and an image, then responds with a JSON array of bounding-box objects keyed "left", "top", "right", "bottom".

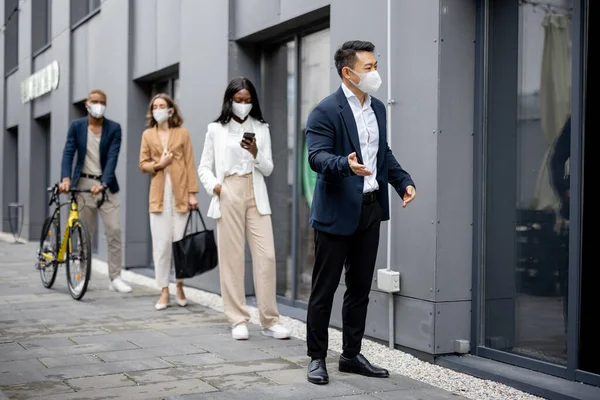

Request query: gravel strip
[{"left": 108, "top": 263, "right": 545, "bottom": 400}]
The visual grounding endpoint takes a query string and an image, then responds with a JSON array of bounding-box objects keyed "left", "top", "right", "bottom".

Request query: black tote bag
[{"left": 172, "top": 209, "right": 218, "bottom": 279}]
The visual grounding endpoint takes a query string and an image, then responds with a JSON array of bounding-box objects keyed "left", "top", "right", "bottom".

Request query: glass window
[
  {"left": 4, "top": 0, "right": 19, "bottom": 74},
  {"left": 297, "top": 28, "right": 331, "bottom": 302},
  {"left": 483, "top": 0, "right": 573, "bottom": 365},
  {"left": 71, "top": 0, "right": 100, "bottom": 27},
  {"left": 32, "top": 0, "right": 52, "bottom": 53},
  {"left": 259, "top": 27, "right": 330, "bottom": 302},
  {"left": 260, "top": 39, "right": 296, "bottom": 299}
]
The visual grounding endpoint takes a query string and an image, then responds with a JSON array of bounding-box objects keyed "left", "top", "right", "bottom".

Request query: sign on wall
[{"left": 20, "top": 61, "right": 60, "bottom": 104}]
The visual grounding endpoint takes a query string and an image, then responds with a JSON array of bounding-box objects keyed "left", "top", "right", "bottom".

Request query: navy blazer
[
  {"left": 305, "top": 86, "right": 415, "bottom": 235},
  {"left": 60, "top": 117, "right": 122, "bottom": 193}
]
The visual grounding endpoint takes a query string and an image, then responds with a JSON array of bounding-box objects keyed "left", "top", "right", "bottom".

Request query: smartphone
[{"left": 243, "top": 132, "right": 255, "bottom": 141}]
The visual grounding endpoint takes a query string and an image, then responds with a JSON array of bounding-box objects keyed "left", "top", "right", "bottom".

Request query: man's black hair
[{"left": 334, "top": 40, "right": 376, "bottom": 78}]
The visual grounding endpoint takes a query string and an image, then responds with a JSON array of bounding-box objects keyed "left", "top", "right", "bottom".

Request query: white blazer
[{"left": 197, "top": 117, "right": 274, "bottom": 219}]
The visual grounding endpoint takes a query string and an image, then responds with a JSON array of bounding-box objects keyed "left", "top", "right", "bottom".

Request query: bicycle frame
[{"left": 41, "top": 197, "right": 79, "bottom": 264}]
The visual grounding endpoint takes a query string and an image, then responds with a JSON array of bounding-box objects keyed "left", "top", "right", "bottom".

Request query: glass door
[
  {"left": 477, "top": 0, "right": 588, "bottom": 378},
  {"left": 260, "top": 27, "right": 330, "bottom": 304}
]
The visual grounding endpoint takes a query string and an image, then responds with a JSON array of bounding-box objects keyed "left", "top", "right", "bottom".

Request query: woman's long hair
[
  {"left": 146, "top": 93, "right": 184, "bottom": 128},
  {"left": 214, "top": 77, "right": 266, "bottom": 125}
]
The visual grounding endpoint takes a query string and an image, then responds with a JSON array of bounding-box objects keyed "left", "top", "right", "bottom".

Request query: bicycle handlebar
[{"left": 46, "top": 183, "right": 107, "bottom": 208}]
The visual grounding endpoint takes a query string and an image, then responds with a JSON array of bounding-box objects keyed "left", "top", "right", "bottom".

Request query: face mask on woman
[
  {"left": 153, "top": 108, "right": 171, "bottom": 124},
  {"left": 232, "top": 102, "right": 252, "bottom": 120}
]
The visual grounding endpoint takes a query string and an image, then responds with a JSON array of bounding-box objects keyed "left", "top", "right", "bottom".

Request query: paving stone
[
  {"left": 0, "top": 342, "right": 23, "bottom": 355},
  {"left": 95, "top": 344, "right": 204, "bottom": 363},
  {"left": 0, "top": 379, "right": 74, "bottom": 399},
  {"left": 42, "top": 358, "right": 173, "bottom": 380},
  {"left": 210, "top": 348, "right": 278, "bottom": 362},
  {"left": 371, "top": 387, "right": 470, "bottom": 400},
  {"left": 0, "top": 358, "right": 46, "bottom": 373},
  {"left": 155, "top": 325, "right": 231, "bottom": 337},
  {"left": 315, "top": 395, "right": 382, "bottom": 400},
  {"left": 69, "top": 330, "right": 170, "bottom": 346},
  {"left": 17, "top": 337, "right": 76, "bottom": 349},
  {"left": 0, "top": 326, "right": 51, "bottom": 339},
  {"left": 0, "top": 341, "right": 140, "bottom": 362},
  {"left": 337, "top": 374, "right": 428, "bottom": 393},
  {"left": 95, "top": 322, "right": 153, "bottom": 333},
  {"left": 190, "top": 358, "right": 300, "bottom": 379},
  {"left": 125, "top": 366, "right": 206, "bottom": 384},
  {"left": 42, "top": 378, "right": 218, "bottom": 400},
  {"left": 202, "top": 372, "right": 277, "bottom": 391},
  {"left": 38, "top": 353, "right": 103, "bottom": 368},
  {"left": 66, "top": 373, "right": 137, "bottom": 391},
  {"left": 168, "top": 381, "right": 364, "bottom": 400},
  {"left": 161, "top": 353, "right": 226, "bottom": 367},
  {"left": 0, "top": 369, "right": 50, "bottom": 386},
  {"left": 257, "top": 368, "right": 307, "bottom": 385}
]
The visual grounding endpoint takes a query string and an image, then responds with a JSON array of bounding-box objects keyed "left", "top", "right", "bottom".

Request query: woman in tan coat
[{"left": 139, "top": 93, "right": 199, "bottom": 310}]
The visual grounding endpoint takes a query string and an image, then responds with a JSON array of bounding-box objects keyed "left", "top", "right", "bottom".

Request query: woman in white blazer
[{"left": 198, "top": 77, "right": 290, "bottom": 341}]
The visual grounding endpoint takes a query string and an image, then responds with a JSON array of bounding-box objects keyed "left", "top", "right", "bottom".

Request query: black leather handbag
[{"left": 172, "top": 209, "right": 218, "bottom": 279}]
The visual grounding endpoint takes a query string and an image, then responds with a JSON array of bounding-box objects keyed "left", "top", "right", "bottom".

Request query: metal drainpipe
[{"left": 386, "top": 0, "right": 395, "bottom": 350}]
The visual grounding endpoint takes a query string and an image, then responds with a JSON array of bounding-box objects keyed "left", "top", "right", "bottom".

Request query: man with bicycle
[{"left": 59, "top": 89, "right": 132, "bottom": 293}]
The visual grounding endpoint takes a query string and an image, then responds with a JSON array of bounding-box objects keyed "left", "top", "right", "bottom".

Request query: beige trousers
[
  {"left": 149, "top": 172, "right": 189, "bottom": 288},
  {"left": 77, "top": 177, "right": 122, "bottom": 281},
  {"left": 217, "top": 173, "right": 280, "bottom": 329}
]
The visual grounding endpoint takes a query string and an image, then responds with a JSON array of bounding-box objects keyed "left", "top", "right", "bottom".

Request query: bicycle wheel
[
  {"left": 38, "top": 216, "right": 59, "bottom": 288},
  {"left": 66, "top": 219, "right": 92, "bottom": 300}
]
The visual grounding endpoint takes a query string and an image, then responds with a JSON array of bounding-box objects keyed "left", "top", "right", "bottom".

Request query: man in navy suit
[
  {"left": 60, "top": 89, "right": 132, "bottom": 293},
  {"left": 305, "top": 41, "right": 416, "bottom": 384}
]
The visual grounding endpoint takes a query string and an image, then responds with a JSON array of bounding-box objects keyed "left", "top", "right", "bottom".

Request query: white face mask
[
  {"left": 153, "top": 108, "right": 171, "bottom": 124},
  {"left": 348, "top": 69, "right": 382, "bottom": 94},
  {"left": 232, "top": 102, "right": 252, "bottom": 120},
  {"left": 87, "top": 103, "right": 106, "bottom": 119}
]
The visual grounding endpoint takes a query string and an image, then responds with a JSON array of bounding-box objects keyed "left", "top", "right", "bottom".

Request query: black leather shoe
[
  {"left": 307, "top": 358, "right": 329, "bottom": 384},
  {"left": 339, "top": 353, "right": 389, "bottom": 378}
]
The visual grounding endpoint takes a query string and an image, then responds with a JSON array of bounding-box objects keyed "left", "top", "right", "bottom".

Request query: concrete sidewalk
[{"left": 0, "top": 237, "right": 468, "bottom": 400}]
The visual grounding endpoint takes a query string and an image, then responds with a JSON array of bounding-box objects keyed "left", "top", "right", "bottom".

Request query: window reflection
[
  {"left": 484, "top": 0, "right": 572, "bottom": 364},
  {"left": 297, "top": 29, "right": 331, "bottom": 302},
  {"left": 261, "top": 28, "right": 330, "bottom": 303}
]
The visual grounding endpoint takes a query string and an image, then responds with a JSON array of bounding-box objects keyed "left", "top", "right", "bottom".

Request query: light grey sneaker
[{"left": 109, "top": 277, "right": 132, "bottom": 293}]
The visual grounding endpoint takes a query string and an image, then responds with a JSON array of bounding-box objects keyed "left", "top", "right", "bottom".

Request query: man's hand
[
  {"left": 59, "top": 178, "right": 71, "bottom": 193},
  {"left": 348, "top": 152, "right": 372, "bottom": 176},
  {"left": 188, "top": 193, "right": 198, "bottom": 210},
  {"left": 402, "top": 185, "right": 416, "bottom": 208},
  {"left": 91, "top": 185, "right": 104, "bottom": 195}
]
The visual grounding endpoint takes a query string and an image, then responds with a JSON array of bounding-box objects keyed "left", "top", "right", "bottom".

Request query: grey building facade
[{"left": 1, "top": 1, "right": 594, "bottom": 399}]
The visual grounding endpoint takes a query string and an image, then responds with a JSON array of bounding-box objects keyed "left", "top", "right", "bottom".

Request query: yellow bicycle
[{"left": 36, "top": 183, "right": 105, "bottom": 300}]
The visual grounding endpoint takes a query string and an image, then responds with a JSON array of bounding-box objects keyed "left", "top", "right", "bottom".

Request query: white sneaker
[
  {"left": 262, "top": 324, "right": 291, "bottom": 339},
  {"left": 109, "top": 277, "right": 132, "bottom": 293},
  {"left": 232, "top": 324, "right": 249, "bottom": 340}
]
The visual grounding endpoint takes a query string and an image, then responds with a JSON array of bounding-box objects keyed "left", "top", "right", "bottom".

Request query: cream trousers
[
  {"left": 217, "top": 173, "right": 280, "bottom": 329},
  {"left": 149, "top": 172, "right": 189, "bottom": 288}
]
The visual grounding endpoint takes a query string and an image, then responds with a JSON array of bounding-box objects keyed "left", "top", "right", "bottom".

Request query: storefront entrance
[{"left": 474, "top": 0, "right": 595, "bottom": 387}]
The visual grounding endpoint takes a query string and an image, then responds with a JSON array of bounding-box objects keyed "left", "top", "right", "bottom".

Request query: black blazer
[
  {"left": 305, "top": 86, "right": 415, "bottom": 235},
  {"left": 60, "top": 117, "right": 122, "bottom": 193}
]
